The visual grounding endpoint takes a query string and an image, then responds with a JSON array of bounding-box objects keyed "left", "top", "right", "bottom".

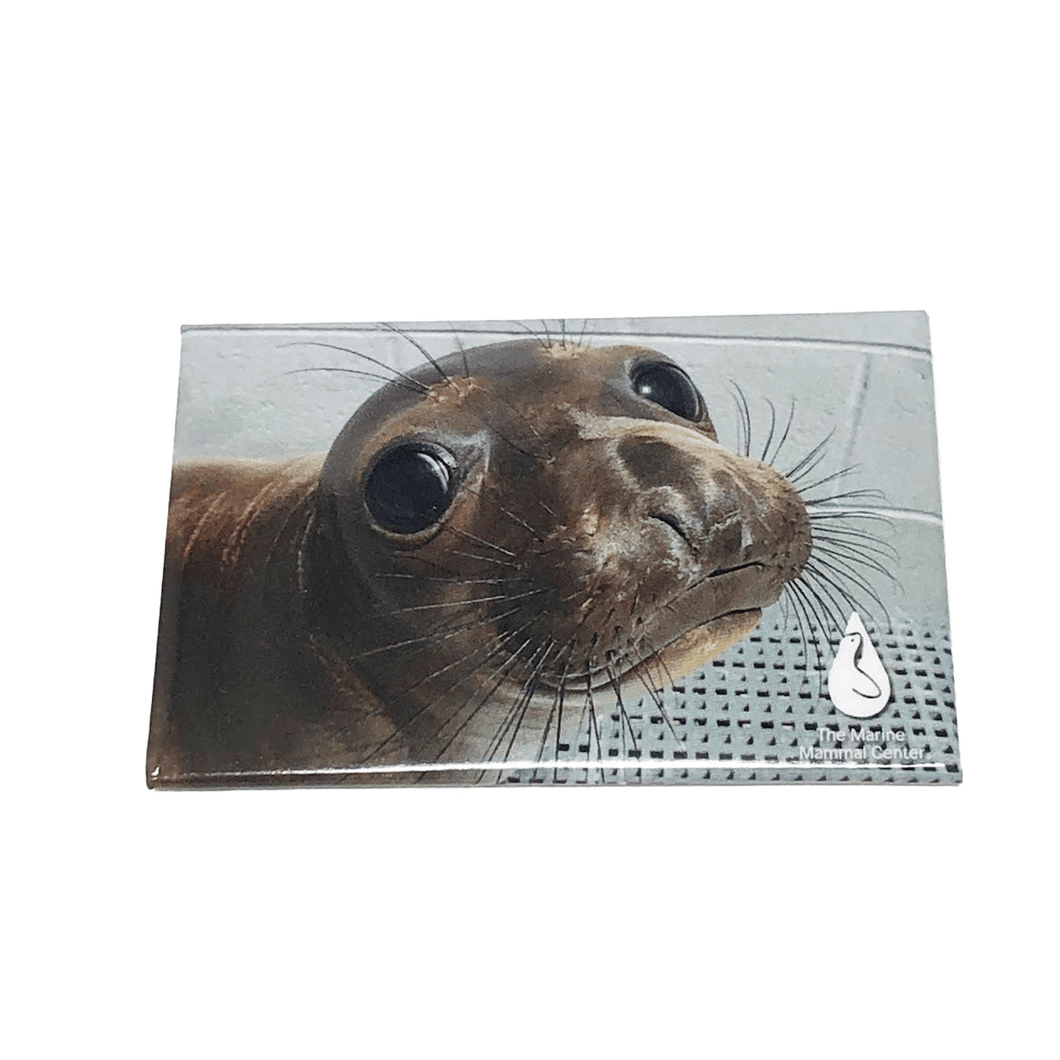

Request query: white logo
[{"left": 827, "top": 611, "right": 891, "bottom": 718}]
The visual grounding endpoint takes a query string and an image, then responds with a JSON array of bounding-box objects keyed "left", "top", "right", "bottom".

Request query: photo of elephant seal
[{"left": 148, "top": 335, "right": 817, "bottom": 787}]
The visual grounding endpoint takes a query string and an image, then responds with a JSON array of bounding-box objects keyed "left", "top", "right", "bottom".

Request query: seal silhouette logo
[{"left": 827, "top": 611, "right": 891, "bottom": 718}]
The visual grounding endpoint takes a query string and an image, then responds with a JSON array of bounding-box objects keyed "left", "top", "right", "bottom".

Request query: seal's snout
[
  {"left": 615, "top": 431, "right": 810, "bottom": 586},
  {"left": 694, "top": 462, "right": 812, "bottom": 584}
]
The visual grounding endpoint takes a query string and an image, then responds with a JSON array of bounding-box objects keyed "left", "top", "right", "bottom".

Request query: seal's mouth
[
  {"left": 489, "top": 557, "right": 789, "bottom": 700},
  {"left": 540, "top": 607, "right": 764, "bottom": 696},
  {"left": 630, "top": 607, "right": 763, "bottom": 688},
  {"left": 611, "top": 559, "right": 780, "bottom": 686},
  {"left": 539, "top": 556, "right": 787, "bottom": 696}
]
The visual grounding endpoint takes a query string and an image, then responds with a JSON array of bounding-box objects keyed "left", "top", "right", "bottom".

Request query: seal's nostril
[{"left": 652, "top": 512, "right": 693, "bottom": 549}]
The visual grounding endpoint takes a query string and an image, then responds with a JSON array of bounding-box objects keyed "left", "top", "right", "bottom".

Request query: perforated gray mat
[{"left": 499, "top": 620, "right": 959, "bottom": 784}]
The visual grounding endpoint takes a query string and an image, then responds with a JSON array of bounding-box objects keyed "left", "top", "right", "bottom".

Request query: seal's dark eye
[
  {"left": 630, "top": 362, "right": 704, "bottom": 422},
  {"left": 364, "top": 445, "right": 456, "bottom": 534}
]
